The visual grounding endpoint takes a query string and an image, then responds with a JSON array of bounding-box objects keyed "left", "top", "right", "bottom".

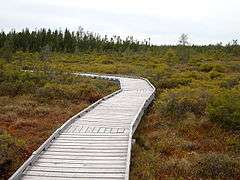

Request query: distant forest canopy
[
  {"left": 0, "top": 27, "right": 151, "bottom": 53},
  {"left": 0, "top": 27, "right": 240, "bottom": 55}
]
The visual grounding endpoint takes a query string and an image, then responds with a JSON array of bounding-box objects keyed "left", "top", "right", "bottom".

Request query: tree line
[
  {"left": 0, "top": 27, "right": 151, "bottom": 54},
  {"left": 0, "top": 28, "right": 239, "bottom": 63}
]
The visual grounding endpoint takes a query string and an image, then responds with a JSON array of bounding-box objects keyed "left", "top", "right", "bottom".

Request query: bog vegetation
[
  {"left": 0, "top": 56, "right": 118, "bottom": 179},
  {"left": 0, "top": 28, "right": 240, "bottom": 179}
]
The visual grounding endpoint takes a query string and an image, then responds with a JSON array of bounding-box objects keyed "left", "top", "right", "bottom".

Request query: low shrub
[
  {"left": 156, "top": 78, "right": 191, "bottom": 90},
  {"left": 209, "top": 71, "right": 223, "bottom": 79},
  {"left": 0, "top": 130, "right": 26, "bottom": 179},
  {"left": 158, "top": 158, "right": 192, "bottom": 177},
  {"left": 155, "top": 138, "right": 177, "bottom": 156},
  {"left": 199, "top": 64, "right": 213, "bottom": 72},
  {"left": 130, "top": 145, "right": 158, "bottom": 179},
  {"left": 100, "top": 59, "right": 114, "bottom": 64},
  {"left": 192, "top": 153, "right": 240, "bottom": 179},
  {"left": 157, "top": 87, "right": 210, "bottom": 119},
  {"left": 207, "top": 89, "right": 240, "bottom": 130},
  {"left": 36, "top": 83, "right": 101, "bottom": 102},
  {"left": 163, "top": 48, "right": 180, "bottom": 64},
  {"left": 220, "top": 76, "right": 240, "bottom": 89},
  {"left": 135, "top": 135, "right": 151, "bottom": 150},
  {"left": 0, "top": 67, "right": 117, "bottom": 100},
  {"left": 226, "top": 136, "right": 240, "bottom": 153},
  {"left": 214, "top": 64, "right": 226, "bottom": 73},
  {"left": 229, "top": 63, "right": 240, "bottom": 72},
  {"left": 0, "top": 70, "right": 46, "bottom": 96}
]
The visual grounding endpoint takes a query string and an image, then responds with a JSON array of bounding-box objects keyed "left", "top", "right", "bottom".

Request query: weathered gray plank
[
  {"left": 23, "top": 171, "right": 125, "bottom": 178},
  {"left": 47, "top": 148, "right": 127, "bottom": 153},
  {"left": 42, "top": 151, "right": 127, "bottom": 157},
  {"left": 37, "top": 158, "right": 126, "bottom": 164},
  {"left": 57, "top": 137, "right": 129, "bottom": 141},
  {"left": 48, "top": 145, "right": 128, "bottom": 150},
  {"left": 33, "top": 162, "right": 126, "bottom": 168},
  {"left": 27, "top": 166, "right": 125, "bottom": 173},
  {"left": 39, "top": 154, "right": 126, "bottom": 161}
]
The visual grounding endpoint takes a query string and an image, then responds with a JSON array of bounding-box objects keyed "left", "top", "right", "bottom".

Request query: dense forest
[
  {"left": 0, "top": 28, "right": 151, "bottom": 54},
  {"left": 0, "top": 28, "right": 240, "bottom": 179},
  {"left": 0, "top": 28, "right": 240, "bottom": 56}
]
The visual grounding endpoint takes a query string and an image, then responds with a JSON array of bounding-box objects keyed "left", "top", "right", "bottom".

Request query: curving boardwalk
[{"left": 10, "top": 73, "right": 155, "bottom": 180}]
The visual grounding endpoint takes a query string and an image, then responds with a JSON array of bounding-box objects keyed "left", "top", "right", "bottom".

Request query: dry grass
[{"left": 131, "top": 108, "right": 240, "bottom": 179}]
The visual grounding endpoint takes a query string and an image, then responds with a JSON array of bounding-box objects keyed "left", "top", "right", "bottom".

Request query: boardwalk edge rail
[
  {"left": 10, "top": 72, "right": 155, "bottom": 180},
  {"left": 124, "top": 77, "right": 155, "bottom": 180}
]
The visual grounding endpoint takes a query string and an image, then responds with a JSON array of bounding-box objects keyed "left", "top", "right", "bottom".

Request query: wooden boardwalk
[{"left": 10, "top": 73, "right": 155, "bottom": 180}]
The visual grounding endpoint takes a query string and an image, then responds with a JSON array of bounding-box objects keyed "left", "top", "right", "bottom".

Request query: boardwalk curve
[{"left": 10, "top": 73, "right": 155, "bottom": 180}]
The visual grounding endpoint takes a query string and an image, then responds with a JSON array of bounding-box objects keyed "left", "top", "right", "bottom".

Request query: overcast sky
[{"left": 1, "top": 0, "right": 239, "bottom": 45}]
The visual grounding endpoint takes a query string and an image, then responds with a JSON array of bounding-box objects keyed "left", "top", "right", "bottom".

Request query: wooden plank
[
  {"left": 89, "top": 109, "right": 137, "bottom": 115},
  {"left": 58, "top": 134, "right": 129, "bottom": 138},
  {"left": 60, "top": 133, "right": 129, "bottom": 136},
  {"left": 94, "top": 107, "right": 138, "bottom": 111},
  {"left": 33, "top": 162, "right": 125, "bottom": 169},
  {"left": 37, "top": 158, "right": 126, "bottom": 164},
  {"left": 27, "top": 166, "right": 125, "bottom": 173},
  {"left": 97, "top": 104, "right": 138, "bottom": 108},
  {"left": 47, "top": 148, "right": 127, "bottom": 153},
  {"left": 83, "top": 114, "right": 134, "bottom": 118},
  {"left": 80, "top": 115, "right": 132, "bottom": 120},
  {"left": 22, "top": 176, "right": 62, "bottom": 180},
  {"left": 23, "top": 171, "right": 125, "bottom": 178},
  {"left": 71, "top": 122, "right": 130, "bottom": 128},
  {"left": 39, "top": 155, "right": 126, "bottom": 160},
  {"left": 76, "top": 117, "right": 132, "bottom": 122},
  {"left": 22, "top": 176, "right": 123, "bottom": 180},
  {"left": 42, "top": 151, "right": 127, "bottom": 157},
  {"left": 57, "top": 137, "right": 129, "bottom": 141},
  {"left": 74, "top": 120, "right": 131, "bottom": 125},
  {"left": 51, "top": 141, "right": 129, "bottom": 145},
  {"left": 48, "top": 145, "right": 128, "bottom": 151}
]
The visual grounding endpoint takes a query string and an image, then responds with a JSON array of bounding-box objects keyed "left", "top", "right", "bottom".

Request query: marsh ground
[{"left": 1, "top": 49, "right": 240, "bottom": 179}]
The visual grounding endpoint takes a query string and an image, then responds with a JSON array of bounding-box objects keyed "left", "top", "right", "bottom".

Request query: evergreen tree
[
  {"left": 0, "top": 37, "right": 14, "bottom": 62},
  {"left": 40, "top": 44, "right": 51, "bottom": 61}
]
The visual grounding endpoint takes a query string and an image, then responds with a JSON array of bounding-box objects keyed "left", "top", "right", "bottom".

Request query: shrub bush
[
  {"left": 0, "top": 130, "right": 26, "bottom": 179},
  {"left": 156, "top": 77, "right": 191, "bottom": 90},
  {"left": 36, "top": 82, "right": 102, "bottom": 103},
  {"left": 163, "top": 48, "right": 180, "bottom": 64},
  {"left": 207, "top": 89, "right": 240, "bottom": 130},
  {"left": 209, "top": 71, "right": 223, "bottom": 79},
  {"left": 220, "top": 76, "right": 240, "bottom": 89},
  {"left": 192, "top": 153, "right": 240, "bottom": 179},
  {"left": 100, "top": 59, "right": 114, "bottom": 64},
  {"left": 157, "top": 87, "right": 210, "bottom": 119},
  {"left": 0, "top": 69, "right": 46, "bottom": 96},
  {"left": 0, "top": 66, "right": 117, "bottom": 100},
  {"left": 199, "top": 64, "right": 213, "bottom": 72},
  {"left": 214, "top": 64, "right": 226, "bottom": 73}
]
